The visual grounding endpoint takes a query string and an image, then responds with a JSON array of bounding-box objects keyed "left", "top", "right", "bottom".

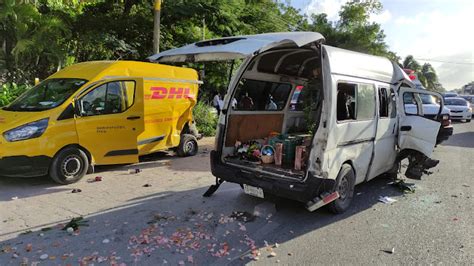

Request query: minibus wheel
[
  {"left": 177, "top": 134, "right": 198, "bottom": 157},
  {"left": 328, "top": 164, "right": 355, "bottom": 214},
  {"left": 50, "top": 147, "right": 89, "bottom": 185}
]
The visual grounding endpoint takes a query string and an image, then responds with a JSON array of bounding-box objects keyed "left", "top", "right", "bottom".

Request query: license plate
[{"left": 243, "top": 184, "right": 264, "bottom": 198}]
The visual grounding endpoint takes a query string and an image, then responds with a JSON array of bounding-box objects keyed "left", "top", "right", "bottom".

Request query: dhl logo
[{"left": 147, "top": 87, "right": 194, "bottom": 100}]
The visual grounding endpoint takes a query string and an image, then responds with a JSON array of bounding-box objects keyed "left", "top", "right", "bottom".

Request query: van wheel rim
[
  {"left": 185, "top": 141, "right": 195, "bottom": 153},
  {"left": 62, "top": 155, "right": 82, "bottom": 177},
  {"left": 338, "top": 175, "right": 349, "bottom": 200}
]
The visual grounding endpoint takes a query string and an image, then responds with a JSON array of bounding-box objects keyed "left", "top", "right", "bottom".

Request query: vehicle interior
[{"left": 221, "top": 47, "right": 323, "bottom": 179}]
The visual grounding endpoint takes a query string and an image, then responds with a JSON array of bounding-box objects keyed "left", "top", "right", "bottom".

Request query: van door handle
[
  {"left": 400, "top": 126, "right": 412, "bottom": 131},
  {"left": 127, "top": 116, "right": 141, "bottom": 120}
]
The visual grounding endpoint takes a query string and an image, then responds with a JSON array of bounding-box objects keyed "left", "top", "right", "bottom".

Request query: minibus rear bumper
[
  {"left": 210, "top": 150, "right": 335, "bottom": 203},
  {"left": 0, "top": 155, "right": 51, "bottom": 177}
]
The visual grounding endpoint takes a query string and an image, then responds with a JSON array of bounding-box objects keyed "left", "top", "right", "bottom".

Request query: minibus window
[
  {"left": 5, "top": 78, "right": 87, "bottom": 112},
  {"left": 378, "top": 87, "right": 389, "bottom": 117},
  {"left": 337, "top": 83, "right": 356, "bottom": 121},
  {"left": 357, "top": 84, "right": 376, "bottom": 120},
  {"left": 389, "top": 89, "right": 397, "bottom": 118},
  {"left": 403, "top": 92, "right": 419, "bottom": 115},
  {"left": 233, "top": 79, "right": 291, "bottom": 111}
]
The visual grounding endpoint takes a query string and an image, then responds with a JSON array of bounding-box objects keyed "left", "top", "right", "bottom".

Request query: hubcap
[
  {"left": 185, "top": 141, "right": 195, "bottom": 153},
  {"left": 62, "top": 155, "right": 82, "bottom": 177},
  {"left": 338, "top": 175, "right": 349, "bottom": 200}
]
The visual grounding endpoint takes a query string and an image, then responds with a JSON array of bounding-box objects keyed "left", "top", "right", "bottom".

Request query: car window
[
  {"left": 445, "top": 98, "right": 467, "bottom": 106},
  {"left": 80, "top": 81, "right": 135, "bottom": 116}
]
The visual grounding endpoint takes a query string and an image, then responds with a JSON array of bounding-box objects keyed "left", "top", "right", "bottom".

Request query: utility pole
[{"left": 153, "top": 0, "right": 162, "bottom": 54}]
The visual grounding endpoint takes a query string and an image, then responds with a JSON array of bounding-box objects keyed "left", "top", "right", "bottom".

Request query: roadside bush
[
  {"left": 193, "top": 101, "right": 217, "bottom": 137},
  {"left": 0, "top": 83, "right": 31, "bottom": 107}
]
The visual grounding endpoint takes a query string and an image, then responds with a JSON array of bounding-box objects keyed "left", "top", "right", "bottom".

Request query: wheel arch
[{"left": 53, "top": 144, "right": 93, "bottom": 165}]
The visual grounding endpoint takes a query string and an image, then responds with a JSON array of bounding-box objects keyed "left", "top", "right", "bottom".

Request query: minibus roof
[
  {"left": 48, "top": 60, "right": 198, "bottom": 82},
  {"left": 323, "top": 45, "right": 410, "bottom": 85}
]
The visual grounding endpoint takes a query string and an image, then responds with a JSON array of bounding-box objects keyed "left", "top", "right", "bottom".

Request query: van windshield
[{"left": 4, "top": 78, "right": 87, "bottom": 112}]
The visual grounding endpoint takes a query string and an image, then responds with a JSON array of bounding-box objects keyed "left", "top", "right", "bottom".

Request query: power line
[{"left": 415, "top": 58, "right": 474, "bottom": 65}]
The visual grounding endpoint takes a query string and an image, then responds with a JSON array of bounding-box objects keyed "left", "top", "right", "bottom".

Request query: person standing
[{"left": 212, "top": 91, "right": 221, "bottom": 115}]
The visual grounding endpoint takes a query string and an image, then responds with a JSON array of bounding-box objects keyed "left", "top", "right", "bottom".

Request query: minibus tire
[
  {"left": 177, "top": 134, "right": 198, "bottom": 157},
  {"left": 50, "top": 147, "right": 89, "bottom": 185},
  {"left": 328, "top": 164, "right": 355, "bottom": 214}
]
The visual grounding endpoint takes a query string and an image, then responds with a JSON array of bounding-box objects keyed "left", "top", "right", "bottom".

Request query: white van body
[{"left": 150, "top": 32, "right": 443, "bottom": 212}]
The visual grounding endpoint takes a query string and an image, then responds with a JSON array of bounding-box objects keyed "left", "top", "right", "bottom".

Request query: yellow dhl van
[{"left": 0, "top": 61, "right": 201, "bottom": 184}]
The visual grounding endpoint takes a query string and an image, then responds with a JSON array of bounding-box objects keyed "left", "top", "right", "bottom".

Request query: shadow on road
[
  {"left": 0, "top": 175, "right": 69, "bottom": 202},
  {"left": 440, "top": 131, "right": 474, "bottom": 148},
  {"left": 0, "top": 175, "right": 404, "bottom": 265}
]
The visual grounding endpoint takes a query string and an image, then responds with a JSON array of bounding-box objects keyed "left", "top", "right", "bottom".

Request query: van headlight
[{"left": 3, "top": 118, "right": 49, "bottom": 142}]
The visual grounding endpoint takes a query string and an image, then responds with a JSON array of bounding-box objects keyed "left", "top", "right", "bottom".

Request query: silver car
[{"left": 444, "top": 97, "right": 472, "bottom": 122}]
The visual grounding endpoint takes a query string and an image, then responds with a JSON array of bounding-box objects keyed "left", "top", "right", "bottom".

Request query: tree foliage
[
  {"left": 0, "top": 0, "right": 407, "bottom": 98},
  {"left": 402, "top": 55, "right": 444, "bottom": 92}
]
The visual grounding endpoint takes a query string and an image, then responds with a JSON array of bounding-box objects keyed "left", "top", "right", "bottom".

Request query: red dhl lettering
[{"left": 149, "top": 87, "right": 193, "bottom": 100}]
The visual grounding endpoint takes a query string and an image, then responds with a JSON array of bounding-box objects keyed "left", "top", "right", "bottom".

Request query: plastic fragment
[
  {"left": 378, "top": 196, "right": 397, "bottom": 204},
  {"left": 102, "top": 239, "right": 110, "bottom": 244},
  {"left": 40, "top": 254, "right": 48, "bottom": 260}
]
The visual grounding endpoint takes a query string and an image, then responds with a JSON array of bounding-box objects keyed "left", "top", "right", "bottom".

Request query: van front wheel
[
  {"left": 328, "top": 164, "right": 355, "bottom": 214},
  {"left": 50, "top": 147, "right": 89, "bottom": 185},
  {"left": 177, "top": 134, "right": 198, "bottom": 157}
]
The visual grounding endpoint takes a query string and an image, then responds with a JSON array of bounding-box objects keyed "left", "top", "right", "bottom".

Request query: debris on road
[
  {"left": 128, "top": 168, "right": 142, "bottom": 174},
  {"left": 378, "top": 196, "right": 397, "bottom": 204},
  {"left": 142, "top": 183, "right": 152, "bottom": 187},
  {"left": 230, "top": 211, "right": 256, "bottom": 223},
  {"left": 87, "top": 176, "right": 103, "bottom": 183},
  {"left": 71, "top": 188, "right": 82, "bottom": 193},
  {"left": 11, "top": 196, "right": 18, "bottom": 200},
  {"left": 253, "top": 202, "right": 276, "bottom": 218},
  {"left": 381, "top": 247, "right": 395, "bottom": 254},
  {"left": 40, "top": 254, "right": 48, "bottom": 260},
  {"left": 62, "top": 217, "right": 88, "bottom": 231},
  {"left": 389, "top": 180, "right": 415, "bottom": 193}
]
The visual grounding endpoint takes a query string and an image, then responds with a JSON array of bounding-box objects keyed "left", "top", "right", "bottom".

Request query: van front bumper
[
  {"left": 210, "top": 150, "right": 335, "bottom": 203},
  {"left": 0, "top": 155, "right": 51, "bottom": 177}
]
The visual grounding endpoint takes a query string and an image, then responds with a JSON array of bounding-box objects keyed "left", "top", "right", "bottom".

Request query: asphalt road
[{"left": 0, "top": 122, "right": 472, "bottom": 265}]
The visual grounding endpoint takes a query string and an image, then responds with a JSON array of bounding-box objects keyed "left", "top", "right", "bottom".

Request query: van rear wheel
[
  {"left": 177, "top": 134, "right": 198, "bottom": 157},
  {"left": 328, "top": 164, "right": 355, "bottom": 214},
  {"left": 50, "top": 147, "right": 89, "bottom": 185}
]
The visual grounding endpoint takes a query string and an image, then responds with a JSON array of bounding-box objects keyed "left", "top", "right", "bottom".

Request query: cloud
[
  {"left": 370, "top": 9, "right": 392, "bottom": 24},
  {"left": 389, "top": 6, "right": 474, "bottom": 89},
  {"left": 303, "top": 0, "right": 348, "bottom": 21}
]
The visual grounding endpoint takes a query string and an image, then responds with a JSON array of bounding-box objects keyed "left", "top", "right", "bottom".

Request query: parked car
[
  {"left": 459, "top": 95, "right": 474, "bottom": 105},
  {"left": 151, "top": 32, "right": 443, "bottom": 214},
  {"left": 442, "top": 92, "right": 458, "bottom": 98},
  {"left": 0, "top": 61, "right": 201, "bottom": 184},
  {"left": 404, "top": 93, "right": 453, "bottom": 143},
  {"left": 444, "top": 97, "right": 472, "bottom": 122}
]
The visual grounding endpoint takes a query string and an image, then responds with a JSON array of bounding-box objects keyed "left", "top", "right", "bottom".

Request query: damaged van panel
[
  {"left": 148, "top": 32, "right": 324, "bottom": 63},
  {"left": 155, "top": 32, "right": 442, "bottom": 214}
]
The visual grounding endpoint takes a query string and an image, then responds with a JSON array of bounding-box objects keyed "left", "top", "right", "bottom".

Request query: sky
[{"left": 289, "top": 0, "right": 474, "bottom": 91}]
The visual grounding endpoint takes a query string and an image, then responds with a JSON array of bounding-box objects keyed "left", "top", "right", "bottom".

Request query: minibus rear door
[
  {"left": 148, "top": 32, "right": 324, "bottom": 63},
  {"left": 397, "top": 87, "right": 443, "bottom": 157}
]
